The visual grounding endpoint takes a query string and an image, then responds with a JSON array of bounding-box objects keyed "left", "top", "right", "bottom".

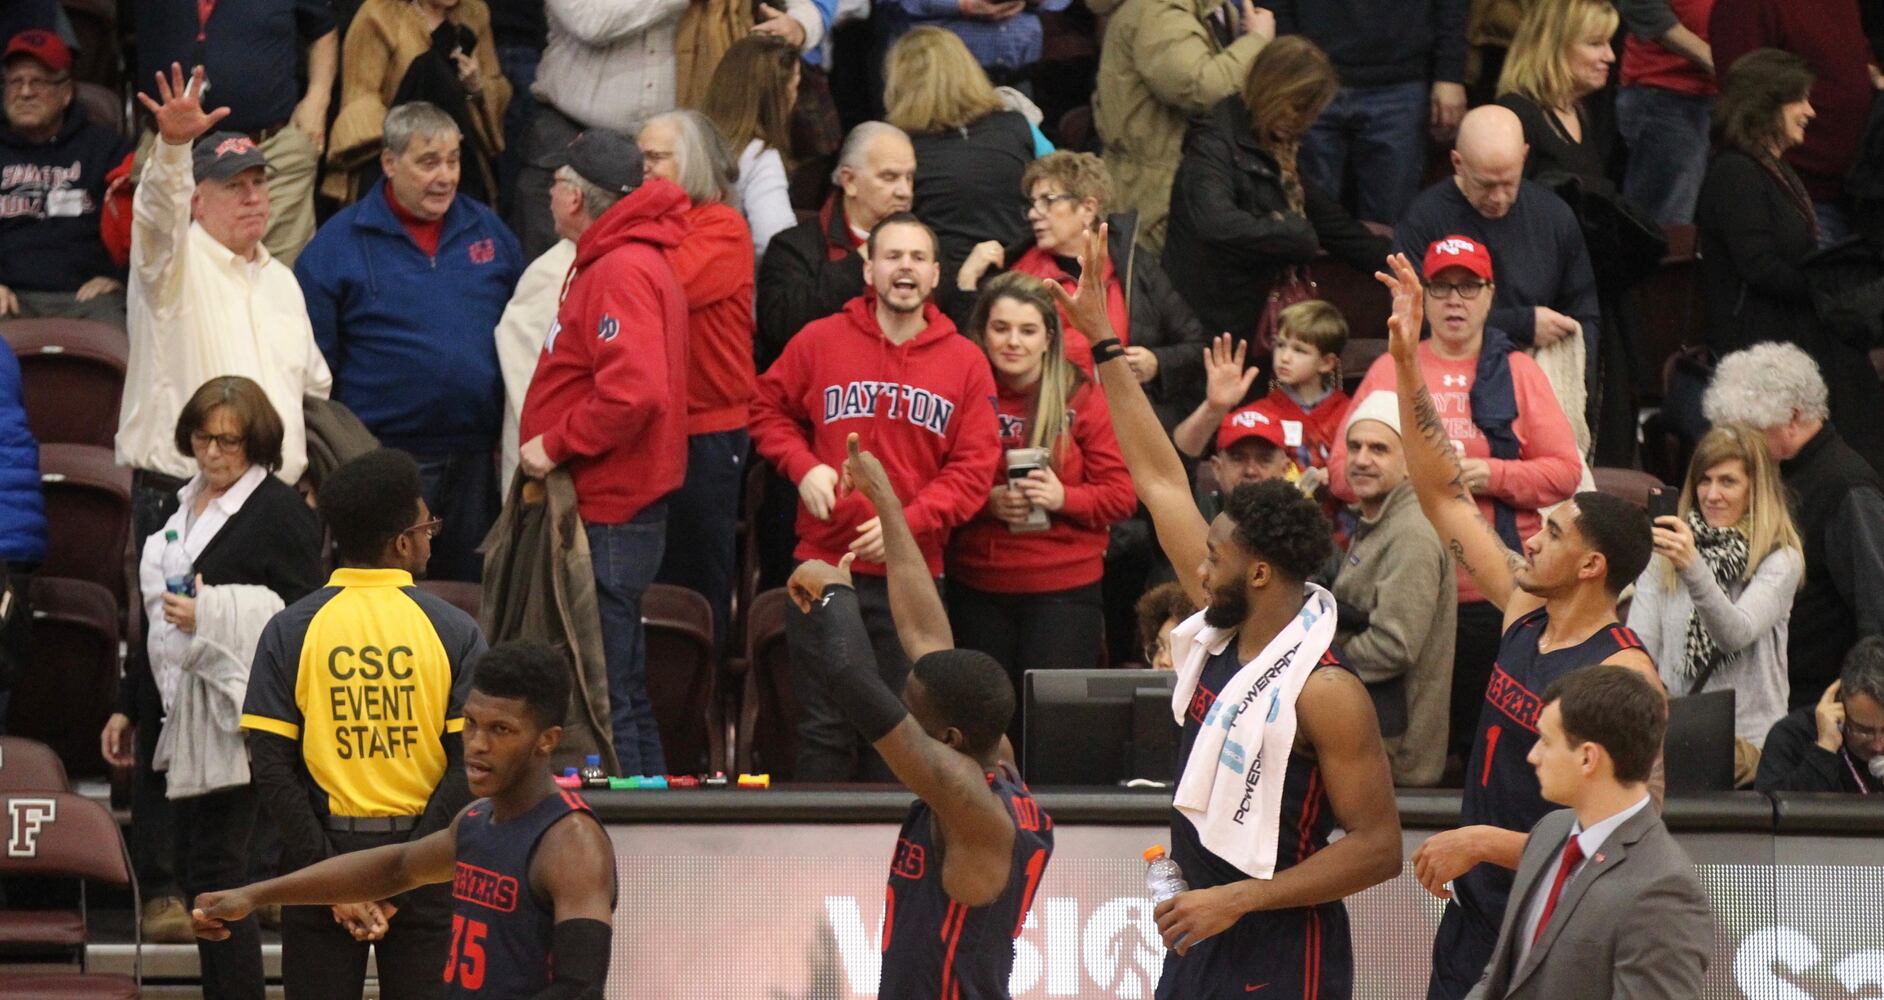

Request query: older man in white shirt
[{"left": 120, "top": 64, "right": 331, "bottom": 541}]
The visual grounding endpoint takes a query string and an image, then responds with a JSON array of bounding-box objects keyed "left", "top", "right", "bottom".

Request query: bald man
[{"left": 1392, "top": 106, "right": 1599, "bottom": 359}]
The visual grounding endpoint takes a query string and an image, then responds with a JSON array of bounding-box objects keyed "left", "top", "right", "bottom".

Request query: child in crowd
[{"left": 1173, "top": 300, "right": 1353, "bottom": 497}]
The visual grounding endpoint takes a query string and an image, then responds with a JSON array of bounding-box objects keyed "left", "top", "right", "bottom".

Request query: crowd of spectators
[{"left": 3, "top": 0, "right": 1884, "bottom": 985}]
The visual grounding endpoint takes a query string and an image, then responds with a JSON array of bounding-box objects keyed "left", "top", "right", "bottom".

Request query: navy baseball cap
[
  {"left": 193, "top": 131, "right": 268, "bottom": 183},
  {"left": 557, "top": 129, "right": 643, "bottom": 195}
]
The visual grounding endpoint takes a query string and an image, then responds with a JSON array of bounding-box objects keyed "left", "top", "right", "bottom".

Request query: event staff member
[
  {"left": 948, "top": 273, "right": 1135, "bottom": 710},
  {"left": 1756, "top": 637, "right": 1884, "bottom": 793},
  {"left": 787, "top": 435, "right": 1053, "bottom": 1000},
  {"left": 749, "top": 213, "right": 1001, "bottom": 782},
  {"left": 1375, "top": 254, "right": 1663, "bottom": 1000},
  {"left": 240, "top": 448, "right": 483, "bottom": 1000},
  {"left": 197, "top": 641, "right": 616, "bottom": 1000},
  {"left": 519, "top": 129, "right": 690, "bottom": 779},
  {"left": 1053, "top": 225, "right": 1401, "bottom": 999}
]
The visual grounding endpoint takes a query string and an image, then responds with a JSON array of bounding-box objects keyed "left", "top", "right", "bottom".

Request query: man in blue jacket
[{"left": 295, "top": 101, "right": 524, "bottom": 582}]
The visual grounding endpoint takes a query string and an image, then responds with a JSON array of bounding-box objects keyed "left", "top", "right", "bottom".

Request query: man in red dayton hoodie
[
  {"left": 518, "top": 129, "right": 690, "bottom": 778},
  {"left": 750, "top": 213, "right": 1002, "bottom": 781}
]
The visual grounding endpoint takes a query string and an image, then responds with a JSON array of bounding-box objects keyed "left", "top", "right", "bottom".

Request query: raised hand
[
  {"left": 136, "top": 64, "right": 232, "bottom": 147},
  {"left": 843, "top": 433, "right": 900, "bottom": 511},
  {"left": 787, "top": 555, "right": 857, "bottom": 613},
  {"left": 1375, "top": 253, "right": 1424, "bottom": 365},
  {"left": 1044, "top": 221, "right": 1115, "bottom": 347},
  {"left": 1202, "top": 333, "right": 1260, "bottom": 411},
  {"left": 753, "top": 3, "right": 809, "bottom": 47}
]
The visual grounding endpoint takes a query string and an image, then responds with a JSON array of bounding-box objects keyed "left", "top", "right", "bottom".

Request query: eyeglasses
[
  {"left": 403, "top": 517, "right": 444, "bottom": 540},
  {"left": 3, "top": 74, "right": 69, "bottom": 93},
  {"left": 1028, "top": 193, "right": 1079, "bottom": 213},
  {"left": 189, "top": 431, "right": 246, "bottom": 452},
  {"left": 1425, "top": 279, "right": 1490, "bottom": 300},
  {"left": 1845, "top": 715, "right": 1884, "bottom": 743}
]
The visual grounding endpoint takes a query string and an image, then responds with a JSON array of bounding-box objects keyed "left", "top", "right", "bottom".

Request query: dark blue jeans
[
  {"left": 495, "top": 44, "right": 540, "bottom": 214},
  {"left": 588, "top": 503, "right": 669, "bottom": 776},
  {"left": 414, "top": 449, "right": 500, "bottom": 583},
  {"left": 1616, "top": 85, "right": 1711, "bottom": 226},
  {"left": 655, "top": 429, "right": 746, "bottom": 653},
  {"left": 1299, "top": 80, "right": 1429, "bottom": 225}
]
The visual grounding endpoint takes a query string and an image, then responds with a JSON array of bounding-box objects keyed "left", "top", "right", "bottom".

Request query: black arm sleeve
[
  {"left": 807, "top": 585, "right": 911, "bottom": 743},
  {"left": 247, "top": 730, "right": 332, "bottom": 871},
  {"left": 527, "top": 918, "right": 613, "bottom": 1000},
  {"left": 1753, "top": 712, "right": 1850, "bottom": 792}
]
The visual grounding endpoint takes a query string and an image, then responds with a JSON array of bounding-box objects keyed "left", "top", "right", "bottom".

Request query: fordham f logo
[{"left": 7, "top": 798, "right": 56, "bottom": 857}]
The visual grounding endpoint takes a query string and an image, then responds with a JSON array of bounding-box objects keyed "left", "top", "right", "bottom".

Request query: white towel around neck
[{"left": 1169, "top": 584, "right": 1339, "bottom": 879}]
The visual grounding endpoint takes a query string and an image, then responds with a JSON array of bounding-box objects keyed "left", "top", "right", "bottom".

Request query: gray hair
[
  {"left": 646, "top": 110, "right": 739, "bottom": 208},
  {"left": 1843, "top": 636, "right": 1884, "bottom": 706},
  {"left": 1701, "top": 341, "right": 1830, "bottom": 428},
  {"left": 833, "top": 121, "right": 912, "bottom": 184},
  {"left": 383, "top": 102, "right": 462, "bottom": 157},
  {"left": 555, "top": 165, "right": 621, "bottom": 221}
]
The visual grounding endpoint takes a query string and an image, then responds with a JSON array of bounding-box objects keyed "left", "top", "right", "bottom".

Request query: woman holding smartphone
[
  {"left": 1627, "top": 423, "right": 1804, "bottom": 784},
  {"left": 948, "top": 273, "right": 1137, "bottom": 719}
]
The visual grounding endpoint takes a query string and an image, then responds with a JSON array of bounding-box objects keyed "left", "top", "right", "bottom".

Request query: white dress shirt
[
  {"left": 534, "top": 0, "right": 689, "bottom": 132},
  {"left": 1515, "top": 794, "right": 1653, "bottom": 967},
  {"left": 119, "top": 139, "right": 332, "bottom": 482},
  {"left": 138, "top": 465, "right": 268, "bottom": 712}
]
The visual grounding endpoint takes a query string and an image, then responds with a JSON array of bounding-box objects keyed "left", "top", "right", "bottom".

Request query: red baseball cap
[
  {"left": 1215, "top": 406, "right": 1289, "bottom": 453},
  {"left": 3, "top": 30, "right": 72, "bottom": 75},
  {"left": 1422, "top": 235, "right": 1494, "bottom": 282}
]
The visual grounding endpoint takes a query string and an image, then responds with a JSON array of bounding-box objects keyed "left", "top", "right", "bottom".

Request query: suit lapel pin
[{"left": 1593, "top": 853, "right": 1606, "bottom": 864}]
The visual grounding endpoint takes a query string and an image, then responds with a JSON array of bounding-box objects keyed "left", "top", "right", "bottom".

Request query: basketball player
[
  {"left": 191, "top": 641, "right": 616, "bottom": 999},
  {"left": 782, "top": 434, "right": 1053, "bottom": 999},
  {"left": 1373, "top": 253, "right": 1664, "bottom": 1000},
  {"left": 1044, "top": 227, "right": 1402, "bottom": 999}
]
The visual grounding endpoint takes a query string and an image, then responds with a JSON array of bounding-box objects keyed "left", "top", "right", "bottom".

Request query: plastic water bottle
[
  {"left": 579, "top": 754, "right": 609, "bottom": 789},
  {"left": 1144, "top": 845, "right": 1188, "bottom": 904},
  {"left": 160, "top": 530, "right": 194, "bottom": 596}
]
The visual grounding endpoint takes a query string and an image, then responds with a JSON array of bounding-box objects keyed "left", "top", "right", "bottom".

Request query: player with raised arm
[
  {"left": 782, "top": 433, "right": 1052, "bottom": 1000},
  {"left": 1044, "top": 227, "right": 1400, "bottom": 999},
  {"left": 1373, "top": 253, "right": 1665, "bottom": 1000},
  {"left": 191, "top": 642, "right": 617, "bottom": 999}
]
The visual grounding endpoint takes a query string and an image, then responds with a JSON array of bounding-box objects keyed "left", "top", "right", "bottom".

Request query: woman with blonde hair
[
  {"left": 1495, "top": 0, "right": 1620, "bottom": 184},
  {"left": 947, "top": 273, "right": 1135, "bottom": 735},
  {"left": 1628, "top": 423, "right": 1805, "bottom": 781},
  {"left": 882, "top": 27, "right": 1035, "bottom": 289},
  {"left": 700, "top": 34, "right": 800, "bottom": 262},
  {"left": 1161, "top": 34, "right": 1388, "bottom": 358}
]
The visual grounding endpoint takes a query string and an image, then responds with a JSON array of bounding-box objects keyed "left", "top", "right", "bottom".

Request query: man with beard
[
  {"left": 1046, "top": 224, "right": 1401, "bottom": 999},
  {"left": 749, "top": 213, "right": 1001, "bottom": 782},
  {"left": 1373, "top": 253, "right": 1664, "bottom": 1000},
  {"left": 1757, "top": 637, "right": 1884, "bottom": 793}
]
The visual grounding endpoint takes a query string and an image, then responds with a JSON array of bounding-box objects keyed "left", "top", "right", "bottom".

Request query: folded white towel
[{"left": 1169, "top": 584, "right": 1339, "bottom": 879}]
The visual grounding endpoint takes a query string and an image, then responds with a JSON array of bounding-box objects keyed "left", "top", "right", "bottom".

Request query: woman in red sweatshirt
[
  {"left": 948, "top": 272, "right": 1137, "bottom": 715},
  {"left": 639, "top": 110, "right": 757, "bottom": 650}
]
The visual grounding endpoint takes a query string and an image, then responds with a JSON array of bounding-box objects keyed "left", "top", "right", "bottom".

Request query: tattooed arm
[{"left": 1377, "top": 254, "right": 1541, "bottom": 625}]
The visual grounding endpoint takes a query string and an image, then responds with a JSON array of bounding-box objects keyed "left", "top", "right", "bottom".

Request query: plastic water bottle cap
[
  {"left": 1142, "top": 845, "right": 1167, "bottom": 863},
  {"left": 165, "top": 529, "right": 179, "bottom": 542},
  {"left": 586, "top": 754, "right": 601, "bottom": 766},
  {"left": 562, "top": 767, "right": 578, "bottom": 777}
]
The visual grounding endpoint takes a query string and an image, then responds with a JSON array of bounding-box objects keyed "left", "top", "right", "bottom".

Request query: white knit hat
[{"left": 1342, "top": 390, "right": 1402, "bottom": 438}]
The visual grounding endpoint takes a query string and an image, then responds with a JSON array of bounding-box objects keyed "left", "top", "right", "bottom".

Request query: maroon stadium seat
[
  {"left": 736, "top": 587, "right": 797, "bottom": 780},
  {"left": 0, "top": 791, "right": 141, "bottom": 998},
  {"left": 74, "top": 82, "right": 124, "bottom": 138},
  {"left": 8, "top": 578, "right": 118, "bottom": 779},
  {"left": 38, "top": 444, "right": 132, "bottom": 611},
  {"left": 0, "top": 318, "right": 127, "bottom": 449},
  {"left": 1592, "top": 466, "right": 1665, "bottom": 511},
  {"left": 0, "top": 736, "right": 70, "bottom": 793},
  {"left": 1310, "top": 254, "right": 1391, "bottom": 342},
  {"left": 642, "top": 584, "right": 725, "bottom": 773},
  {"left": 416, "top": 579, "right": 483, "bottom": 623},
  {"left": 1340, "top": 338, "right": 1389, "bottom": 396}
]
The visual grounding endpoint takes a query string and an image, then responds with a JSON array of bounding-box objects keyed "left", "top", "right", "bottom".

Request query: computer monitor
[
  {"left": 1023, "top": 669, "right": 1178, "bottom": 786},
  {"left": 1665, "top": 689, "right": 1736, "bottom": 794}
]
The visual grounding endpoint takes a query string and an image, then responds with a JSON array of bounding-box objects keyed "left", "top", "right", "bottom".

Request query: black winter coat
[
  {"left": 755, "top": 195, "right": 866, "bottom": 372},
  {"left": 1161, "top": 97, "right": 1390, "bottom": 342},
  {"left": 910, "top": 110, "right": 1036, "bottom": 284}
]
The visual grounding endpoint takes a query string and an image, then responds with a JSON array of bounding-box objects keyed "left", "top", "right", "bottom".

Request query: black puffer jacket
[{"left": 1162, "top": 97, "right": 1389, "bottom": 342}]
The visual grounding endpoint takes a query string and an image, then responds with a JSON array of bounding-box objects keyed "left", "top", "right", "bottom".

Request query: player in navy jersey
[
  {"left": 784, "top": 434, "right": 1054, "bottom": 1000},
  {"left": 1374, "top": 254, "right": 1664, "bottom": 1000},
  {"left": 1042, "top": 228, "right": 1402, "bottom": 1000},
  {"left": 191, "top": 642, "right": 616, "bottom": 1000}
]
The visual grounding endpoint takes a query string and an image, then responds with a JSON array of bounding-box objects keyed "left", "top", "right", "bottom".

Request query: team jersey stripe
[
  {"left": 938, "top": 901, "right": 967, "bottom": 998},
  {"left": 239, "top": 713, "right": 300, "bottom": 740}
]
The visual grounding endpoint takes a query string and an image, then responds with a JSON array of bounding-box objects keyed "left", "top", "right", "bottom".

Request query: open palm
[
  {"left": 1202, "top": 333, "right": 1259, "bottom": 410},
  {"left": 1375, "top": 253, "right": 1425, "bottom": 364},
  {"left": 1045, "top": 222, "right": 1114, "bottom": 346},
  {"left": 136, "top": 63, "right": 232, "bottom": 146}
]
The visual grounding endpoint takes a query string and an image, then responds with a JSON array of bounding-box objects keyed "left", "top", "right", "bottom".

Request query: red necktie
[{"left": 1531, "top": 835, "right": 1585, "bottom": 945}]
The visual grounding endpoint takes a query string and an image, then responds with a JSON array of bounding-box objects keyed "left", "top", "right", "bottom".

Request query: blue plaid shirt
[{"left": 879, "top": 0, "right": 1073, "bottom": 73}]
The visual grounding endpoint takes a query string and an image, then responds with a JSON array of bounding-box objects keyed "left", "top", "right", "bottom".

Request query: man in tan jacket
[{"left": 1092, "top": 0, "right": 1271, "bottom": 252}]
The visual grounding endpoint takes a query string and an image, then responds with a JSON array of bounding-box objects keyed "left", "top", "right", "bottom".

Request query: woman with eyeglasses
[
  {"left": 1330, "top": 235, "right": 1582, "bottom": 773},
  {"left": 1627, "top": 423, "right": 1803, "bottom": 786},
  {"left": 99, "top": 376, "right": 323, "bottom": 997},
  {"left": 954, "top": 151, "right": 1208, "bottom": 430}
]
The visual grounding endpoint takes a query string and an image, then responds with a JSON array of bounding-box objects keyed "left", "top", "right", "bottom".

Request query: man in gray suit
[{"left": 1468, "top": 666, "right": 1712, "bottom": 1000}]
